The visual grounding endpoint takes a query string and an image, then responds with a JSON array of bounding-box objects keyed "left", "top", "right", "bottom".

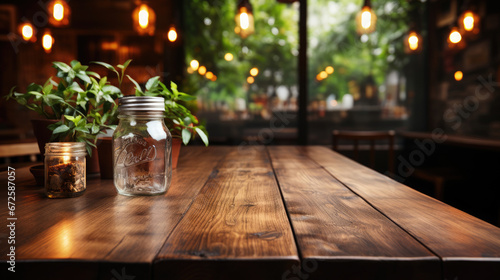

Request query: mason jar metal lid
[
  {"left": 44, "top": 142, "right": 87, "bottom": 155},
  {"left": 118, "top": 96, "right": 165, "bottom": 112}
]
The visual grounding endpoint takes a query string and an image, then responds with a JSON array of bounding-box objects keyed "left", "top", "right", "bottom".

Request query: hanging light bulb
[
  {"left": 190, "top": 60, "right": 199, "bottom": 71},
  {"left": 167, "top": 26, "right": 178, "bottom": 42},
  {"left": 47, "top": 0, "right": 70, "bottom": 27},
  {"left": 356, "top": 0, "right": 377, "bottom": 35},
  {"left": 448, "top": 27, "right": 461, "bottom": 44},
  {"left": 19, "top": 22, "right": 36, "bottom": 42},
  {"left": 458, "top": 10, "right": 480, "bottom": 35},
  {"left": 235, "top": 0, "right": 255, "bottom": 39},
  {"left": 42, "top": 31, "right": 54, "bottom": 53},
  {"left": 133, "top": 3, "right": 156, "bottom": 35},
  {"left": 404, "top": 30, "right": 423, "bottom": 53},
  {"left": 447, "top": 26, "right": 465, "bottom": 50}
]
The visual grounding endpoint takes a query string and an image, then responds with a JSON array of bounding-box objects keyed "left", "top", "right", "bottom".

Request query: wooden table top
[{"left": 1, "top": 146, "right": 499, "bottom": 280}]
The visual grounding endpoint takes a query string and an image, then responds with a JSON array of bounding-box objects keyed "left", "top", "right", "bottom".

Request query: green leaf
[
  {"left": 53, "top": 62, "right": 71, "bottom": 72},
  {"left": 127, "top": 75, "right": 144, "bottom": 95},
  {"left": 145, "top": 76, "right": 160, "bottom": 91},
  {"left": 85, "top": 71, "right": 101, "bottom": 79},
  {"left": 42, "top": 83, "right": 53, "bottom": 95},
  {"left": 195, "top": 127, "right": 209, "bottom": 146},
  {"left": 52, "top": 124, "right": 70, "bottom": 134},
  {"left": 76, "top": 72, "right": 91, "bottom": 84},
  {"left": 118, "top": 59, "right": 132, "bottom": 70},
  {"left": 177, "top": 94, "right": 196, "bottom": 102},
  {"left": 181, "top": 128, "right": 192, "bottom": 145}
]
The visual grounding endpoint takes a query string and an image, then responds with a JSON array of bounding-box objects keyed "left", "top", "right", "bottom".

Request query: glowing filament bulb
[
  {"left": 361, "top": 9, "right": 372, "bottom": 29},
  {"left": 449, "top": 30, "right": 462, "bottom": 44},
  {"left": 454, "top": 71, "right": 463, "bottom": 81},
  {"left": 463, "top": 12, "right": 474, "bottom": 31},
  {"left": 138, "top": 5, "right": 149, "bottom": 29},
  {"left": 408, "top": 32, "right": 419, "bottom": 51},
  {"left": 53, "top": 2, "right": 64, "bottom": 21},
  {"left": 168, "top": 27, "right": 177, "bottom": 42},
  {"left": 42, "top": 33, "right": 53, "bottom": 52},
  {"left": 239, "top": 8, "right": 250, "bottom": 30},
  {"left": 190, "top": 60, "right": 199, "bottom": 71},
  {"left": 21, "top": 24, "right": 34, "bottom": 41}
]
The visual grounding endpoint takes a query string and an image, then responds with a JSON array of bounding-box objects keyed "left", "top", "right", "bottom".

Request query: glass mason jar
[
  {"left": 44, "top": 142, "right": 86, "bottom": 198},
  {"left": 113, "top": 96, "right": 172, "bottom": 196}
]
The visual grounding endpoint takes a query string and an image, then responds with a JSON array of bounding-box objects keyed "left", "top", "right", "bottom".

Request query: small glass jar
[
  {"left": 44, "top": 142, "right": 86, "bottom": 198},
  {"left": 113, "top": 96, "right": 172, "bottom": 196}
]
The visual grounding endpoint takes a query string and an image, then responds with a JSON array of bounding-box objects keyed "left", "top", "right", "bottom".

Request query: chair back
[{"left": 332, "top": 130, "right": 395, "bottom": 174}]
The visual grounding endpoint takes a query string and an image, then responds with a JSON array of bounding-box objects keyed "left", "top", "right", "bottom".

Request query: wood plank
[
  {"left": 268, "top": 145, "right": 322, "bottom": 170},
  {"left": 269, "top": 147, "right": 440, "bottom": 280},
  {"left": 0, "top": 146, "right": 225, "bottom": 280},
  {"left": 154, "top": 146, "right": 299, "bottom": 280},
  {"left": 304, "top": 145, "right": 500, "bottom": 280},
  {"left": 0, "top": 141, "right": 39, "bottom": 157}
]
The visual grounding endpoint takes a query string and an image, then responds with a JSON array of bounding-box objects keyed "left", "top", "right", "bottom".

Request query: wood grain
[
  {"left": 303, "top": 145, "right": 500, "bottom": 279},
  {"left": 269, "top": 148, "right": 439, "bottom": 280},
  {"left": 0, "top": 146, "right": 227, "bottom": 280},
  {"left": 154, "top": 146, "right": 299, "bottom": 280}
]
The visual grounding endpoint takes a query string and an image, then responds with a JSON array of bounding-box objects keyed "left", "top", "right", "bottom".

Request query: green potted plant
[
  {"left": 128, "top": 75, "right": 209, "bottom": 168},
  {"left": 6, "top": 60, "right": 126, "bottom": 173}
]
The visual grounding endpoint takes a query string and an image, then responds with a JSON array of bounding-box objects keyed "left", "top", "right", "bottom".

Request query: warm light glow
[
  {"left": 42, "top": 33, "right": 53, "bottom": 53},
  {"left": 224, "top": 53, "right": 234, "bottom": 61},
  {"left": 21, "top": 23, "right": 34, "bottom": 41},
  {"left": 187, "top": 67, "right": 194, "bottom": 74},
  {"left": 168, "top": 26, "right": 177, "bottom": 42},
  {"left": 240, "top": 9, "right": 250, "bottom": 30},
  {"left": 454, "top": 71, "right": 463, "bottom": 81},
  {"left": 330, "top": 100, "right": 338, "bottom": 107},
  {"left": 408, "top": 32, "right": 419, "bottom": 51},
  {"left": 449, "top": 29, "right": 462, "bottom": 44},
  {"left": 319, "top": 71, "right": 328, "bottom": 80},
  {"left": 235, "top": 1, "right": 254, "bottom": 38},
  {"left": 361, "top": 10, "right": 372, "bottom": 29},
  {"left": 247, "top": 76, "right": 255, "bottom": 84},
  {"left": 190, "top": 60, "right": 199, "bottom": 71},
  {"left": 211, "top": 75, "right": 217, "bottom": 81},
  {"left": 250, "top": 67, "right": 259, "bottom": 76},
  {"left": 463, "top": 12, "right": 475, "bottom": 31},
  {"left": 53, "top": 2, "right": 64, "bottom": 21},
  {"left": 206, "top": 71, "right": 214, "bottom": 80},
  {"left": 198, "top": 66, "right": 207, "bottom": 75},
  {"left": 47, "top": 0, "right": 70, "bottom": 26},
  {"left": 138, "top": 5, "right": 149, "bottom": 29},
  {"left": 62, "top": 147, "right": 70, "bottom": 163},
  {"left": 356, "top": 4, "right": 377, "bottom": 34},
  {"left": 325, "top": 66, "right": 334, "bottom": 74},
  {"left": 133, "top": 3, "right": 155, "bottom": 35}
]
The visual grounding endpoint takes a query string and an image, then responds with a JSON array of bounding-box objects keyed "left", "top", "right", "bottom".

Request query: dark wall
[{"left": 427, "top": 0, "right": 500, "bottom": 139}]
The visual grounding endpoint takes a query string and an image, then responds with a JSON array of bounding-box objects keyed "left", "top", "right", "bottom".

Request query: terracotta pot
[
  {"left": 31, "top": 119, "right": 58, "bottom": 155},
  {"left": 97, "top": 137, "right": 113, "bottom": 179},
  {"left": 172, "top": 138, "right": 182, "bottom": 169}
]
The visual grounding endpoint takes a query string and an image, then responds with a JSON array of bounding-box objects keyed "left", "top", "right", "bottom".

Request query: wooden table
[{"left": 1, "top": 146, "right": 499, "bottom": 280}]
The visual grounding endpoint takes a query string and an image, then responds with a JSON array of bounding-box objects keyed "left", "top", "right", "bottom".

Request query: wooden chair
[{"left": 332, "top": 130, "right": 395, "bottom": 174}]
